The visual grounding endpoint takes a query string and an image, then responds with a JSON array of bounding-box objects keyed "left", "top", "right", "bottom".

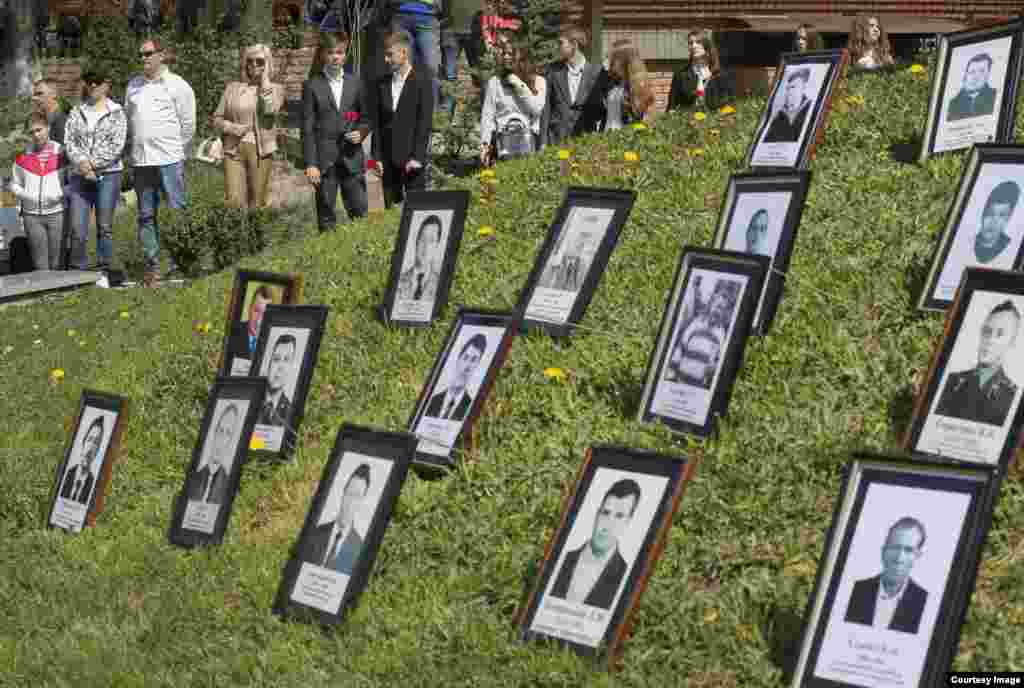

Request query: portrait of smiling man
[
  {"left": 947, "top": 52, "right": 997, "bottom": 122},
  {"left": 549, "top": 478, "right": 642, "bottom": 610},
  {"left": 259, "top": 333, "right": 298, "bottom": 427},
  {"left": 60, "top": 415, "right": 105, "bottom": 505}
]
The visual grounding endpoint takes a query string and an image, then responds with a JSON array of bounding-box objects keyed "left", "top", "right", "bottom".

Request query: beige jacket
[{"left": 213, "top": 47, "right": 285, "bottom": 158}]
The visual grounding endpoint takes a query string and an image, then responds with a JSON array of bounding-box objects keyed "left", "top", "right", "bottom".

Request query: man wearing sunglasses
[{"left": 124, "top": 38, "right": 196, "bottom": 287}]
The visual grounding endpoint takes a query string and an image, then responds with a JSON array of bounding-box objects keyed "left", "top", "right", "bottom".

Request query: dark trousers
[
  {"left": 382, "top": 162, "right": 427, "bottom": 207},
  {"left": 315, "top": 165, "right": 368, "bottom": 231}
]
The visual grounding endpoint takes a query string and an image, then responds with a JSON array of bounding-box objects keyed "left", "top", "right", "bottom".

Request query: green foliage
[
  {"left": 158, "top": 204, "right": 210, "bottom": 277},
  {"left": 0, "top": 96, "right": 32, "bottom": 173}
]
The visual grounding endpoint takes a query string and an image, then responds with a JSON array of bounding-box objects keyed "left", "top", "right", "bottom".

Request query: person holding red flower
[
  {"left": 301, "top": 32, "right": 370, "bottom": 231},
  {"left": 667, "top": 30, "right": 734, "bottom": 113}
]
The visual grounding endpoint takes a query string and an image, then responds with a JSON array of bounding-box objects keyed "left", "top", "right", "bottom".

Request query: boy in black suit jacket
[
  {"left": 369, "top": 30, "right": 435, "bottom": 207},
  {"left": 302, "top": 33, "right": 370, "bottom": 231},
  {"left": 541, "top": 26, "right": 605, "bottom": 146}
]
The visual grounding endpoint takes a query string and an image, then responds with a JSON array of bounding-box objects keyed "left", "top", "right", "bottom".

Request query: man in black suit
[
  {"left": 935, "top": 300, "right": 1020, "bottom": 426},
  {"left": 763, "top": 67, "right": 812, "bottom": 143},
  {"left": 541, "top": 26, "right": 605, "bottom": 146},
  {"left": 259, "top": 333, "right": 297, "bottom": 427},
  {"left": 947, "top": 52, "right": 997, "bottom": 122},
  {"left": 302, "top": 33, "right": 370, "bottom": 232},
  {"left": 425, "top": 332, "right": 487, "bottom": 421},
  {"left": 549, "top": 478, "right": 642, "bottom": 610},
  {"left": 369, "top": 30, "right": 435, "bottom": 208},
  {"left": 60, "top": 415, "right": 105, "bottom": 504},
  {"left": 186, "top": 403, "right": 239, "bottom": 506},
  {"left": 396, "top": 214, "right": 443, "bottom": 301},
  {"left": 845, "top": 517, "right": 929, "bottom": 634},
  {"left": 304, "top": 463, "right": 371, "bottom": 575}
]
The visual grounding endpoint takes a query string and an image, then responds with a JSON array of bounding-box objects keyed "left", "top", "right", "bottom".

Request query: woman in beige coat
[{"left": 212, "top": 44, "right": 285, "bottom": 208}]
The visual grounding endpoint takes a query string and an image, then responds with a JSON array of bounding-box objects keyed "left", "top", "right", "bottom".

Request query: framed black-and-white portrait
[
  {"left": 516, "top": 445, "right": 695, "bottom": 668},
  {"left": 919, "top": 21, "right": 1024, "bottom": 163},
  {"left": 637, "top": 248, "right": 768, "bottom": 437},
  {"left": 218, "top": 270, "right": 303, "bottom": 377},
  {"left": 789, "top": 452, "right": 999, "bottom": 688},
  {"left": 381, "top": 190, "right": 470, "bottom": 327},
  {"left": 169, "top": 377, "right": 268, "bottom": 548},
  {"left": 47, "top": 390, "right": 129, "bottom": 533},
  {"left": 515, "top": 187, "right": 636, "bottom": 337},
  {"left": 407, "top": 308, "right": 516, "bottom": 472},
  {"left": 249, "top": 305, "right": 329, "bottom": 461},
  {"left": 746, "top": 50, "right": 848, "bottom": 170},
  {"left": 918, "top": 145, "right": 1024, "bottom": 311},
  {"left": 273, "top": 424, "right": 416, "bottom": 626},
  {"left": 711, "top": 171, "right": 811, "bottom": 333},
  {"left": 907, "top": 268, "right": 1024, "bottom": 470}
]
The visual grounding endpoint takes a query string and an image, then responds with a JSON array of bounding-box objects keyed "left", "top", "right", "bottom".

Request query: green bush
[
  {"left": 206, "top": 204, "right": 249, "bottom": 271},
  {"left": 158, "top": 203, "right": 211, "bottom": 276}
]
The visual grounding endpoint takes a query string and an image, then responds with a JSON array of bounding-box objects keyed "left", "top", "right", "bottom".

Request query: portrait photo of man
[
  {"left": 549, "top": 478, "right": 642, "bottom": 610},
  {"left": 763, "top": 67, "right": 812, "bottom": 143},
  {"left": 186, "top": 402, "right": 240, "bottom": 506},
  {"left": 305, "top": 463, "right": 370, "bottom": 575},
  {"left": 59, "top": 415, "right": 105, "bottom": 505},
  {"left": 947, "top": 52, "right": 997, "bottom": 122},
  {"left": 972, "top": 180, "right": 1018, "bottom": 264},
  {"left": 744, "top": 209, "right": 771, "bottom": 255},
  {"left": 845, "top": 517, "right": 929, "bottom": 634},
  {"left": 259, "top": 333, "right": 298, "bottom": 427},
  {"left": 425, "top": 333, "right": 488, "bottom": 422},
  {"left": 665, "top": 328, "right": 722, "bottom": 388},
  {"left": 396, "top": 214, "right": 444, "bottom": 302},
  {"left": 540, "top": 230, "right": 594, "bottom": 293},
  {"left": 229, "top": 284, "right": 276, "bottom": 361},
  {"left": 935, "top": 299, "right": 1020, "bottom": 426}
]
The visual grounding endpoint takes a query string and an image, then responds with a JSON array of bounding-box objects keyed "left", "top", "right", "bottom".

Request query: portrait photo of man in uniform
[
  {"left": 972, "top": 180, "right": 1018, "bottom": 264},
  {"left": 258, "top": 332, "right": 300, "bottom": 428},
  {"left": 549, "top": 478, "right": 642, "bottom": 610},
  {"left": 934, "top": 299, "right": 1020, "bottom": 426},
  {"left": 186, "top": 402, "right": 241, "bottom": 506},
  {"left": 947, "top": 52, "right": 997, "bottom": 122},
  {"left": 59, "top": 415, "right": 105, "bottom": 505},
  {"left": 425, "top": 333, "right": 488, "bottom": 422},
  {"left": 763, "top": 67, "right": 813, "bottom": 143},
  {"left": 396, "top": 214, "right": 445, "bottom": 302},
  {"left": 845, "top": 517, "right": 929, "bottom": 634},
  {"left": 304, "top": 463, "right": 370, "bottom": 575}
]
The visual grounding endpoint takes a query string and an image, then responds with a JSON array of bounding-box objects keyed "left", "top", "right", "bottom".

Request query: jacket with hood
[
  {"left": 10, "top": 142, "right": 67, "bottom": 216},
  {"left": 63, "top": 99, "right": 128, "bottom": 176}
]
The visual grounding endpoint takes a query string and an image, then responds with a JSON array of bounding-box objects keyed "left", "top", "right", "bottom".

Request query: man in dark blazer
[
  {"left": 947, "top": 52, "right": 997, "bottom": 122},
  {"left": 425, "top": 332, "right": 487, "bottom": 421},
  {"left": 549, "top": 478, "right": 641, "bottom": 610},
  {"left": 302, "top": 33, "right": 370, "bottom": 232},
  {"left": 305, "top": 463, "right": 371, "bottom": 574},
  {"left": 60, "top": 415, "right": 105, "bottom": 504},
  {"left": 186, "top": 403, "right": 239, "bottom": 506},
  {"left": 845, "top": 517, "right": 929, "bottom": 634},
  {"left": 763, "top": 66, "right": 811, "bottom": 143},
  {"left": 369, "top": 30, "right": 435, "bottom": 208},
  {"left": 541, "top": 27, "right": 605, "bottom": 146},
  {"left": 258, "top": 334, "right": 297, "bottom": 427}
]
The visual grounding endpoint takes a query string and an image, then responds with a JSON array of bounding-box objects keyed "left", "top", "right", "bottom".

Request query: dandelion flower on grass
[
  {"left": 49, "top": 368, "right": 65, "bottom": 385},
  {"left": 910, "top": 64, "right": 925, "bottom": 74},
  {"left": 631, "top": 122, "right": 648, "bottom": 131},
  {"left": 719, "top": 105, "right": 736, "bottom": 115},
  {"left": 693, "top": 112, "right": 707, "bottom": 122},
  {"left": 477, "top": 225, "right": 496, "bottom": 237},
  {"left": 623, "top": 151, "right": 640, "bottom": 163},
  {"left": 543, "top": 367, "right": 566, "bottom": 381},
  {"left": 557, "top": 149, "right": 571, "bottom": 160},
  {"left": 120, "top": 311, "right": 130, "bottom": 319},
  {"left": 479, "top": 169, "right": 496, "bottom": 180},
  {"left": 193, "top": 320, "right": 211, "bottom": 335}
]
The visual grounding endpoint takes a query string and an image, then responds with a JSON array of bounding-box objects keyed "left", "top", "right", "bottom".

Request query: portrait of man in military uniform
[
  {"left": 973, "top": 180, "right": 1018, "bottom": 264},
  {"left": 935, "top": 299, "right": 1020, "bottom": 426},
  {"left": 258, "top": 333, "right": 298, "bottom": 427}
]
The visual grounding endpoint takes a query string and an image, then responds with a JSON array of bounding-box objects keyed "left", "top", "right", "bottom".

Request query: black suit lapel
[
  {"left": 575, "top": 64, "right": 599, "bottom": 107},
  {"left": 315, "top": 77, "right": 339, "bottom": 114},
  {"left": 395, "top": 68, "right": 416, "bottom": 118}
]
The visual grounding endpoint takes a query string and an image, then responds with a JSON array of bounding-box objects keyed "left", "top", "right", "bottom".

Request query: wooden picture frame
[{"left": 218, "top": 270, "right": 304, "bottom": 377}]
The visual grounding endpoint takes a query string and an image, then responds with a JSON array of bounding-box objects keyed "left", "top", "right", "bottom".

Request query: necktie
[
  {"left": 262, "top": 400, "right": 274, "bottom": 422},
  {"left": 73, "top": 478, "right": 84, "bottom": 502},
  {"left": 202, "top": 472, "right": 213, "bottom": 503},
  {"left": 413, "top": 273, "right": 424, "bottom": 300},
  {"left": 444, "top": 397, "right": 455, "bottom": 419},
  {"left": 323, "top": 530, "right": 341, "bottom": 566}
]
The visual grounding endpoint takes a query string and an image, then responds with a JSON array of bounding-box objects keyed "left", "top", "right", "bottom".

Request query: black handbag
[{"left": 494, "top": 115, "right": 535, "bottom": 161}]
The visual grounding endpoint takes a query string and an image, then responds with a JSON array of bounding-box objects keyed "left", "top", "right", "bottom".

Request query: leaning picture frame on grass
[
  {"left": 906, "top": 267, "right": 1024, "bottom": 471},
  {"left": 711, "top": 170, "right": 811, "bottom": 334},
  {"left": 168, "top": 376, "right": 268, "bottom": 548},
  {"left": 273, "top": 424, "right": 415, "bottom": 626},
  {"left": 47, "top": 389, "right": 129, "bottom": 533},
  {"left": 407, "top": 308, "right": 516, "bottom": 473},
  {"left": 746, "top": 49, "right": 848, "bottom": 170},
  {"left": 637, "top": 247, "right": 768, "bottom": 438},
  {"left": 248, "top": 305, "right": 330, "bottom": 462},
  {"left": 919, "top": 21, "right": 1024, "bottom": 163},
  {"left": 515, "top": 187, "right": 637, "bottom": 338},
  {"left": 218, "top": 270, "right": 304, "bottom": 377},
  {"left": 516, "top": 445, "right": 696, "bottom": 669},
  {"left": 789, "top": 452, "right": 999, "bottom": 688},
  {"left": 380, "top": 190, "right": 470, "bottom": 327},
  {"left": 918, "top": 144, "right": 1024, "bottom": 311}
]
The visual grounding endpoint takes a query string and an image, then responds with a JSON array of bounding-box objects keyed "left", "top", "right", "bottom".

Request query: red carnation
[
  {"left": 366, "top": 159, "right": 378, "bottom": 171},
  {"left": 696, "top": 88, "right": 705, "bottom": 97},
  {"left": 344, "top": 111, "right": 360, "bottom": 123}
]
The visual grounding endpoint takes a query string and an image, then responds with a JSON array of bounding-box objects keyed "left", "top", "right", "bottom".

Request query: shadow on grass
[
  {"left": 888, "top": 384, "right": 918, "bottom": 444},
  {"left": 902, "top": 251, "right": 933, "bottom": 319},
  {"left": 765, "top": 604, "right": 806, "bottom": 682},
  {"left": 889, "top": 137, "right": 922, "bottom": 166}
]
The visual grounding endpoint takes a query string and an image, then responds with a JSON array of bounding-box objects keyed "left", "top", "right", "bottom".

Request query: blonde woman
[{"left": 212, "top": 44, "right": 285, "bottom": 208}]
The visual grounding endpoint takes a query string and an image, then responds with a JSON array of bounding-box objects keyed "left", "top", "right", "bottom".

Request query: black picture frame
[
  {"left": 789, "top": 452, "right": 1000, "bottom": 688},
  {"left": 217, "top": 270, "right": 304, "bottom": 377},
  {"left": 46, "top": 389, "right": 129, "bottom": 533},
  {"left": 248, "top": 304, "right": 330, "bottom": 462},
  {"left": 272, "top": 424, "right": 416, "bottom": 626},
  {"left": 516, "top": 445, "right": 696, "bottom": 669},
  {"left": 514, "top": 186, "right": 637, "bottom": 338},
  {"left": 711, "top": 170, "right": 811, "bottom": 334},
  {"left": 906, "top": 267, "right": 1024, "bottom": 471},
  {"left": 406, "top": 308, "right": 517, "bottom": 473},
  {"left": 745, "top": 49, "right": 849, "bottom": 171},
  {"left": 379, "top": 190, "right": 470, "bottom": 327},
  {"left": 168, "top": 376, "right": 268, "bottom": 549},
  {"left": 918, "top": 144, "right": 1024, "bottom": 311},
  {"left": 919, "top": 21, "right": 1024, "bottom": 164},
  {"left": 637, "top": 247, "right": 768, "bottom": 437}
]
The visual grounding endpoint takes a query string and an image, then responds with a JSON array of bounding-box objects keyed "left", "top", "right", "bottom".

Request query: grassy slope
[{"left": 2, "top": 64, "right": 1024, "bottom": 687}]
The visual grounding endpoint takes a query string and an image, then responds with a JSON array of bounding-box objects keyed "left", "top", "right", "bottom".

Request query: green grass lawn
[{"left": 2, "top": 62, "right": 1024, "bottom": 687}]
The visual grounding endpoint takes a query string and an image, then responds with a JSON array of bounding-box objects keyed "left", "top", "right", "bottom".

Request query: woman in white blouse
[{"left": 479, "top": 34, "right": 546, "bottom": 166}]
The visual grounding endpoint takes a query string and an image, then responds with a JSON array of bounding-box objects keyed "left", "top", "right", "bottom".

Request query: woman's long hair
[
  {"left": 689, "top": 29, "right": 721, "bottom": 76},
  {"left": 850, "top": 15, "right": 893, "bottom": 65},
  {"left": 794, "top": 24, "right": 824, "bottom": 52},
  {"left": 496, "top": 31, "right": 540, "bottom": 95},
  {"left": 609, "top": 43, "right": 655, "bottom": 118}
]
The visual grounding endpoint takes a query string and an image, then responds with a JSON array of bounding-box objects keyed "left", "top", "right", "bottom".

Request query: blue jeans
[
  {"left": 134, "top": 161, "right": 187, "bottom": 272},
  {"left": 391, "top": 12, "right": 441, "bottom": 106},
  {"left": 67, "top": 172, "right": 122, "bottom": 269}
]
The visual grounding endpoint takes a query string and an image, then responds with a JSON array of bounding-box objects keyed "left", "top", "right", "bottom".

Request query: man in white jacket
[{"left": 10, "top": 112, "right": 67, "bottom": 270}]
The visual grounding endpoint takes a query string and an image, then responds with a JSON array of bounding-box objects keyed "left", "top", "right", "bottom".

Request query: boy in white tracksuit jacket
[{"left": 10, "top": 113, "right": 68, "bottom": 270}]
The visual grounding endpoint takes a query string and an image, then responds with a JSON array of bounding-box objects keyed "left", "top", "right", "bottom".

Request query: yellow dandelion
[
  {"left": 477, "top": 225, "right": 496, "bottom": 237},
  {"left": 623, "top": 151, "right": 639, "bottom": 163},
  {"left": 690, "top": 148, "right": 705, "bottom": 157},
  {"left": 703, "top": 608, "right": 720, "bottom": 624},
  {"left": 719, "top": 105, "right": 736, "bottom": 115},
  {"left": 910, "top": 64, "right": 925, "bottom": 74},
  {"left": 557, "top": 149, "right": 571, "bottom": 160},
  {"left": 543, "top": 367, "right": 566, "bottom": 381},
  {"left": 631, "top": 122, "right": 648, "bottom": 131},
  {"left": 49, "top": 368, "right": 65, "bottom": 384},
  {"left": 694, "top": 112, "right": 707, "bottom": 121},
  {"left": 67, "top": 329, "right": 77, "bottom": 337},
  {"left": 193, "top": 320, "right": 211, "bottom": 335},
  {"left": 479, "top": 169, "right": 496, "bottom": 179},
  {"left": 120, "top": 311, "right": 130, "bottom": 319}
]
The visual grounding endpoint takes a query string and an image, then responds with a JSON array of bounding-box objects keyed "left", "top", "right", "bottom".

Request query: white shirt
[
  {"left": 82, "top": 105, "right": 104, "bottom": 132},
  {"left": 439, "top": 387, "right": 464, "bottom": 420},
  {"left": 201, "top": 464, "right": 223, "bottom": 503},
  {"left": 324, "top": 67, "right": 344, "bottom": 109},
  {"left": 479, "top": 75, "right": 547, "bottom": 147},
  {"left": 124, "top": 67, "right": 197, "bottom": 166},
  {"left": 321, "top": 521, "right": 351, "bottom": 567},
  {"left": 872, "top": 581, "right": 906, "bottom": 631},
  {"left": 567, "top": 58, "right": 586, "bottom": 103},
  {"left": 391, "top": 66, "right": 411, "bottom": 111},
  {"left": 604, "top": 84, "right": 625, "bottom": 131}
]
